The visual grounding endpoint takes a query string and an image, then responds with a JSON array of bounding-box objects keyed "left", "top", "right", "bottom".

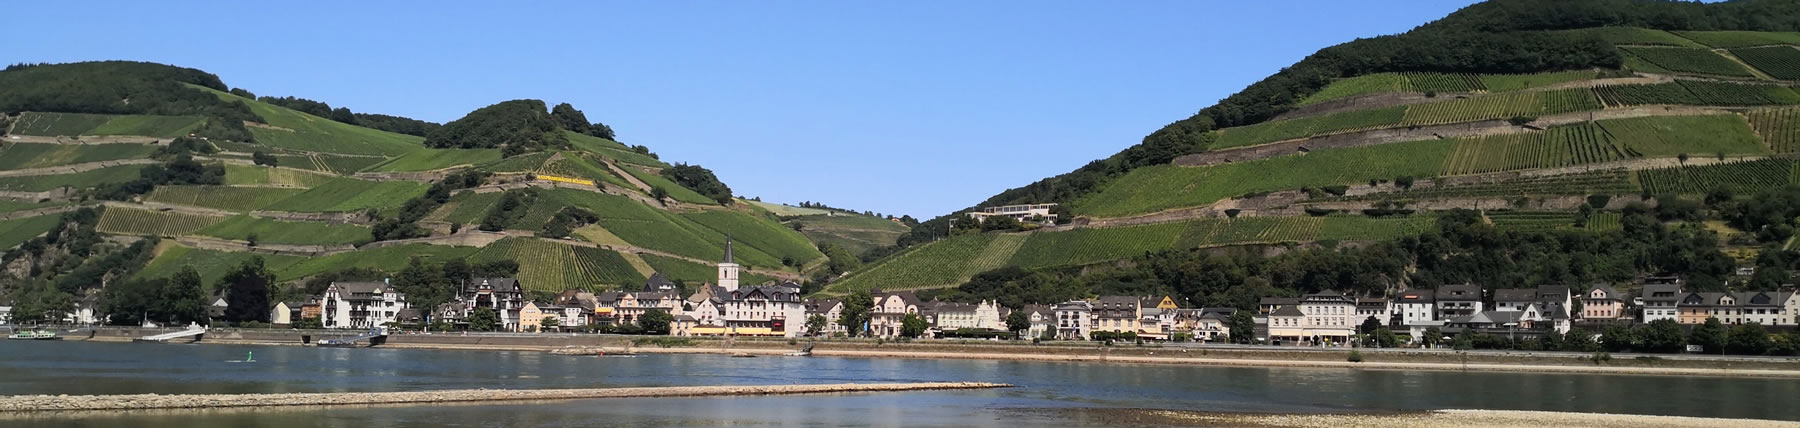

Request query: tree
[
  {"left": 1600, "top": 324, "right": 1638, "bottom": 352},
  {"left": 220, "top": 256, "right": 274, "bottom": 323},
  {"left": 292, "top": 317, "right": 323, "bottom": 329},
  {"left": 805, "top": 314, "right": 829, "bottom": 337},
  {"left": 1229, "top": 311, "right": 1255, "bottom": 344},
  {"left": 900, "top": 313, "right": 928, "bottom": 338},
  {"left": 165, "top": 266, "right": 209, "bottom": 325},
  {"left": 1641, "top": 319, "right": 1687, "bottom": 353},
  {"left": 638, "top": 309, "right": 673, "bottom": 335},
  {"left": 1358, "top": 316, "right": 1383, "bottom": 335},
  {"left": 1422, "top": 327, "right": 1444, "bottom": 348},
  {"left": 838, "top": 289, "right": 873, "bottom": 337},
  {"left": 1562, "top": 328, "right": 1599, "bottom": 352},
  {"left": 251, "top": 151, "right": 278, "bottom": 167},
  {"left": 541, "top": 316, "right": 560, "bottom": 330},
  {"left": 1370, "top": 328, "right": 1400, "bottom": 348},
  {"left": 1727, "top": 322, "right": 1770, "bottom": 355},
  {"left": 1690, "top": 317, "right": 1729, "bottom": 354},
  {"left": 467, "top": 307, "right": 500, "bottom": 331},
  {"left": 650, "top": 186, "right": 669, "bottom": 203},
  {"left": 1006, "top": 310, "right": 1031, "bottom": 338}
]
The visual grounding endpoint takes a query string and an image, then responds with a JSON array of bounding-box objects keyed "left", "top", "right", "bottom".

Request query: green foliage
[
  {"left": 219, "top": 257, "right": 274, "bottom": 323},
  {"left": 1556, "top": 27, "right": 1704, "bottom": 48},
  {"left": 900, "top": 313, "right": 928, "bottom": 338},
  {"left": 222, "top": 164, "right": 337, "bottom": 188},
  {"left": 275, "top": 244, "right": 475, "bottom": 282},
  {"left": 1399, "top": 89, "right": 1600, "bottom": 127},
  {"left": 1476, "top": 70, "right": 1600, "bottom": 92},
  {"left": 680, "top": 211, "right": 825, "bottom": 266},
  {"left": 145, "top": 185, "right": 306, "bottom": 212},
  {"left": 564, "top": 131, "right": 666, "bottom": 167},
  {"left": 0, "top": 214, "right": 64, "bottom": 252},
  {"left": 1690, "top": 317, "right": 1729, "bottom": 353},
  {"left": 1009, "top": 222, "right": 1186, "bottom": 269},
  {"left": 255, "top": 95, "right": 442, "bottom": 137},
  {"left": 1727, "top": 322, "right": 1772, "bottom": 355},
  {"left": 660, "top": 163, "right": 734, "bottom": 204},
  {"left": 0, "top": 142, "right": 157, "bottom": 170},
  {"left": 196, "top": 215, "right": 371, "bottom": 246},
  {"left": 262, "top": 178, "right": 428, "bottom": 213},
  {"left": 1346, "top": 349, "right": 1365, "bottom": 362},
  {"left": 830, "top": 233, "right": 1022, "bottom": 293},
  {"left": 474, "top": 151, "right": 553, "bottom": 173},
  {"left": 1621, "top": 47, "right": 1755, "bottom": 77},
  {"left": 478, "top": 189, "right": 536, "bottom": 231},
  {"left": 637, "top": 310, "right": 674, "bottom": 335},
  {"left": 624, "top": 165, "right": 712, "bottom": 204},
  {"left": 1593, "top": 83, "right": 1701, "bottom": 106},
  {"left": 466, "top": 307, "right": 500, "bottom": 331},
  {"left": 1214, "top": 106, "right": 1404, "bottom": 149},
  {"left": 549, "top": 102, "right": 615, "bottom": 140},
  {"left": 425, "top": 99, "right": 568, "bottom": 156}
]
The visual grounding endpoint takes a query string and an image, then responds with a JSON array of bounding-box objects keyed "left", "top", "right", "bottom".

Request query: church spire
[{"left": 724, "top": 235, "right": 734, "bottom": 264}]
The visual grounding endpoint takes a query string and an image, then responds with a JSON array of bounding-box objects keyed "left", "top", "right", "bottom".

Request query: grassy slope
[
  {"left": 1075, "top": 139, "right": 1453, "bottom": 217},
  {"left": 366, "top": 148, "right": 504, "bottom": 172},
  {"left": 135, "top": 244, "right": 305, "bottom": 290},
  {"left": 468, "top": 237, "right": 646, "bottom": 291},
  {"left": 621, "top": 165, "right": 713, "bottom": 204},
  {"left": 145, "top": 185, "right": 308, "bottom": 212},
  {"left": 828, "top": 233, "right": 1016, "bottom": 293},
  {"left": 222, "top": 164, "right": 337, "bottom": 188},
  {"left": 0, "top": 165, "right": 145, "bottom": 192},
  {"left": 10, "top": 112, "right": 203, "bottom": 138},
  {"left": 195, "top": 85, "right": 425, "bottom": 157},
  {"left": 791, "top": 213, "right": 908, "bottom": 255},
  {"left": 565, "top": 131, "right": 669, "bottom": 168}
]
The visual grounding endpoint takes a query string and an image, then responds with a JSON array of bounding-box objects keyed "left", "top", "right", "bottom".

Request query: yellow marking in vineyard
[{"left": 537, "top": 174, "right": 595, "bottom": 186}]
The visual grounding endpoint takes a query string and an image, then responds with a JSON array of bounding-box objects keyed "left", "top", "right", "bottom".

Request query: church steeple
[{"left": 718, "top": 235, "right": 740, "bottom": 291}]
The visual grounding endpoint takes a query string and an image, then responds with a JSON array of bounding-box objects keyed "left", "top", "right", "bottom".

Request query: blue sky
[{"left": 10, "top": 1, "right": 1478, "bottom": 217}]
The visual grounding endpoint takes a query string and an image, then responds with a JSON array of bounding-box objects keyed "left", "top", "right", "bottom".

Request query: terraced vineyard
[
  {"left": 827, "top": 233, "right": 1005, "bottom": 293},
  {"left": 1404, "top": 72, "right": 1484, "bottom": 93},
  {"left": 1676, "top": 31, "right": 1800, "bottom": 49},
  {"left": 1439, "top": 123, "right": 1625, "bottom": 175},
  {"left": 1678, "top": 80, "right": 1800, "bottom": 105},
  {"left": 680, "top": 210, "right": 826, "bottom": 266},
  {"left": 1635, "top": 158, "right": 1794, "bottom": 195},
  {"left": 1597, "top": 115, "right": 1766, "bottom": 156},
  {"left": 564, "top": 131, "right": 668, "bottom": 168},
  {"left": 469, "top": 237, "right": 647, "bottom": 291},
  {"left": 145, "top": 185, "right": 307, "bottom": 212},
  {"left": 10, "top": 112, "right": 204, "bottom": 138},
  {"left": 623, "top": 165, "right": 713, "bottom": 204},
  {"left": 1729, "top": 46, "right": 1800, "bottom": 80},
  {"left": 1620, "top": 47, "right": 1756, "bottom": 77},
  {"left": 1399, "top": 89, "right": 1600, "bottom": 127},
  {"left": 0, "top": 165, "right": 145, "bottom": 191},
  {"left": 1008, "top": 223, "right": 1186, "bottom": 269},
  {"left": 274, "top": 153, "right": 387, "bottom": 174},
  {"left": 134, "top": 244, "right": 304, "bottom": 288},
  {"left": 367, "top": 149, "right": 503, "bottom": 172},
  {"left": 1477, "top": 70, "right": 1600, "bottom": 92},
  {"left": 1585, "top": 212, "right": 1624, "bottom": 232},
  {"left": 260, "top": 178, "right": 428, "bottom": 213},
  {"left": 535, "top": 152, "right": 630, "bottom": 188},
  {"left": 1343, "top": 169, "right": 1637, "bottom": 201},
  {"left": 1485, "top": 211, "right": 1577, "bottom": 232},
  {"left": 0, "top": 143, "right": 157, "bottom": 169},
  {"left": 199, "top": 86, "right": 426, "bottom": 157},
  {"left": 476, "top": 152, "right": 554, "bottom": 173},
  {"left": 1299, "top": 70, "right": 1603, "bottom": 106},
  {"left": 274, "top": 244, "right": 477, "bottom": 282},
  {"left": 1075, "top": 139, "right": 1453, "bottom": 217},
  {"left": 1313, "top": 215, "right": 1439, "bottom": 240},
  {"left": 223, "top": 165, "right": 337, "bottom": 188},
  {"left": 1594, "top": 83, "right": 1701, "bottom": 106},
  {"left": 96, "top": 207, "right": 224, "bottom": 236},
  {"left": 195, "top": 215, "right": 371, "bottom": 245},
  {"left": 1747, "top": 108, "right": 1800, "bottom": 153},
  {"left": 426, "top": 191, "right": 504, "bottom": 224},
  {"left": 1213, "top": 106, "right": 1406, "bottom": 149}
]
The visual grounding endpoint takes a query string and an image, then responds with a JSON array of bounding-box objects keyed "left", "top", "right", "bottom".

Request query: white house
[
  {"left": 805, "top": 298, "right": 845, "bottom": 336},
  {"left": 321, "top": 281, "right": 408, "bottom": 329},
  {"left": 1640, "top": 282, "right": 1682, "bottom": 323},
  {"left": 1053, "top": 300, "right": 1092, "bottom": 340},
  {"left": 1393, "top": 292, "right": 1435, "bottom": 326},
  {"left": 871, "top": 291, "right": 922, "bottom": 338},
  {"left": 1435, "top": 283, "right": 1483, "bottom": 319}
]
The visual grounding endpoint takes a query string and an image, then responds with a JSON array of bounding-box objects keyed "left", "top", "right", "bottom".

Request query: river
[{"left": 1, "top": 341, "right": 1795, "bottom": 427}]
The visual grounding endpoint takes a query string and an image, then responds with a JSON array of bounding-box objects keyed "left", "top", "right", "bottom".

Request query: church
[{"left": 680, "top": 237, "right": 809, "bottom": 337}]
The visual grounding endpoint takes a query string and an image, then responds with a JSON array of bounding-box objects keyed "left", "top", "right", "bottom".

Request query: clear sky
[{"left": 10, "top": 1, "right": 1479, "bottom": 218}]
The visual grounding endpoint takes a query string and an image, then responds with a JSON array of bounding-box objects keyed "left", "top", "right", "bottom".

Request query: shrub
[{"left": 1347, "top": 350, "right": 1365, "bottom": 363}]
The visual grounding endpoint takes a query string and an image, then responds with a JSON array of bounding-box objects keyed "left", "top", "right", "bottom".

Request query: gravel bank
[
  {"left": 1125, "top": 409, "right": 1797, "bottom": 427},
  {"left": 0, "top": 382, "right": 1008, "bottom": 413}
]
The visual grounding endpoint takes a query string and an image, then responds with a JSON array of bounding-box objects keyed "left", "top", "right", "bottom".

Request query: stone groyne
[{"left": 0, "top": 382, "right": 1009, "bottom": 413}]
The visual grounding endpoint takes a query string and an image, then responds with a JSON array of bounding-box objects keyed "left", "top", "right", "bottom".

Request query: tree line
[
  {"left": 257, "top": 95, "right": 443, "bottom": 137},
  {"left": 660, "top": 163, "right": 734, "bottom": 205}
]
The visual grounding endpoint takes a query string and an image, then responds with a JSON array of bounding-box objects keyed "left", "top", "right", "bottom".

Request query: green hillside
[{"left": 0, "top": 60, "right": 834, "bottom": 303}]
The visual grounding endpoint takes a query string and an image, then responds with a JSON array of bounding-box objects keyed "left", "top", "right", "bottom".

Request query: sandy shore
[
  {"left": 1121, "top": 409, "right": 1800, "bottom": 428},
  {"left": 0, "top": 382, "right": 1008, "bottom": 413}
]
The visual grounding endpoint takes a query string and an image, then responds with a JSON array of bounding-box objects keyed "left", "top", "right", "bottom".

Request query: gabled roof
[
  {"left": 1436, "top": 283, "right": 1480, "bottom": 301},
  {"left": 1641, "top": 283, "right": 1682, "bottom": 301},
  {"left": 1260, "top": 297, "right": 1299, "bottom": 306},
  {"left": 875, "top": 291, "right": 922, "bottom": 308},
  {"left": 330, "top": 281, "right": 390, "bottom": 295},
  {"left": 1493, "top": 288, "right": 1537, "bottom": 302},
  {"left": 1270, "top": 306, "right": 1304, "bottom": 317},
  {"left": 1585, "top": 284, "right": 1621, "bottom": 301},
  {"left": 643, "top": 273, "right": 675, "bottom": 291},
  {"left": 465, "top": 278, "right": 522, "bottom": 294}
]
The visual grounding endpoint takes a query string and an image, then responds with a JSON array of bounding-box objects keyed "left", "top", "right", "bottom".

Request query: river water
[{"left": 1, "top": 341, "right": 1796, "bottom": 427}]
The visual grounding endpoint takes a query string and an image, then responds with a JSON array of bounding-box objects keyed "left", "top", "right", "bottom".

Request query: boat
[
  {"left": 7, "top": 330, "right": 61, "bottom": 340},
  {"left": 784, "top": 342, "right": 815, "bottom": 357}
]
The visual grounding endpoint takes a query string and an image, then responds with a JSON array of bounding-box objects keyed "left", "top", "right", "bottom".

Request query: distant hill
[
  {"left": 837, "top": 0, "right": 1800, "bottom": 304},
  {"left": 0, "top": 62, "right": 837, "bottom": 307}
]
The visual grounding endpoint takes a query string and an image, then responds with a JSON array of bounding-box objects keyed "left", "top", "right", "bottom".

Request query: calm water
[{"left": 2, "top": 341, "right": 1797, "bottom": 426}]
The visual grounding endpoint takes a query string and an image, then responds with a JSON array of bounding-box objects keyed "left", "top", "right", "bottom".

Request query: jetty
[{"left": 134, "top": 324, "right": 207, "bottom": 342}]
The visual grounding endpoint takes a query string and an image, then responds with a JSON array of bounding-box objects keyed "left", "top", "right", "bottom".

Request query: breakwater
[{"left": 0, "top": 382, "right": 1009, "bottom": 412}]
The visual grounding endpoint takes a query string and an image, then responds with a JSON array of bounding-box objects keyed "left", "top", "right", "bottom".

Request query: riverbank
[
  {"left": 76, "top": 328, "right": 1800, "bottom": 378},
  {"left": 1082, "top": 408, "right": 1800, "bottom": 427},
  {"left": 0, "top": 382, "right": 1008, "bottom": 413}
]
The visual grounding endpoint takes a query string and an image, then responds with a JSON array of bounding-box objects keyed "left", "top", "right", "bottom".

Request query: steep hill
[
  {"left": 0, "top": 62, "right": 840, "bottom": 304},
  {"left": 838, "top": 0, "right": 1800, "bottom": 304}
]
